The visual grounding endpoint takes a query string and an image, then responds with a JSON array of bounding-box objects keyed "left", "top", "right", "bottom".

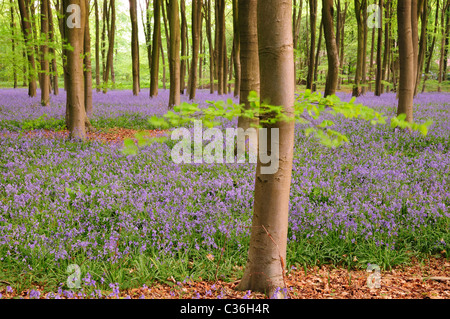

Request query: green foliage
[
  {"left": 21, "top": 114, "right": 66, "bottom": 131},
  {"left": 122, "top": 91, "right": 432, "bottom": 155}
]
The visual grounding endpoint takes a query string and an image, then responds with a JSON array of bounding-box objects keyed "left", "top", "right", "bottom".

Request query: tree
[
  {"left": 397, "top": 0, "right": 416, "bottom": 123},
  {"left": 18, "top": 0, "right": 37, "bottom": 97},
  {"left": 64, "top": 0, "right": 87, "bottom": 140},
  {"left": 322, "top": 0, "right": 340, "bottom": 96},
  {"left": 47, "top": 0, "right": 59, "bottom": 95},
  {"left": 180, "top": 0, "right": 187, "bottom": 94},
  {"left": 84, "top": 0, "right": 93, "bottom": 119},
  {"left": 216, "top": 0, "right": 226, "bottom": 95},
  {"left": 237, "top": 0, "right": 296, "bottom": 297},
  {"left": 150, "top": 0, "right": 161, "bottom": 97},
  {"left": 188, "top": 0, "right": 202, "bottom": 100},
  {"left": 94, "top": 0, "right": 100, "bottom": 92},
  {"left": 353, "top": 0, "right": 368, "bottom": 97},
  {"left": 103, "top": 0, "right": 115, "bottom": 93},
  {"left": 375, "top": 0, "right": 384, "bottom": 96},
  {"left": 10, "top": 0, "right": 17, "bottom": 89},
  {"left": 129, "top": 0, "right": 140, "bottom": 96},
  {"left": 232, "top": 0, "right": 241, "bottom": 97},
  {"left": 306, "top": 0, "right": 318, "bottom": 91},
  {"left": 204, "top": 0, "right": 215, "bottom": 93},
  {"left": 168, "top": 0, "right": 181, "bottom": 108}
]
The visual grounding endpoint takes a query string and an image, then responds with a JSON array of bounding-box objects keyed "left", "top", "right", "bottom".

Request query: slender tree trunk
[
  {"left": 338, "top": 1, "right": 348, "bottom": 90},
  {"left": 10, "top": 0, "right": 17, "bottom": 89},
  {"left": 168, "top": 0, "right": 181, "bottom": 107},
  {"left": 204, "top": 0, "right": 214, "bottom": 93},
  {"left": 180, "top": 0, "right": 187, "bottom": 94},
  {"left": 438, "top": 1, "right": 450, "bottom": 92},
  {"left": 40, "top": 0, "right": 50, "bottom": 106},
  {"left": 103, "top": 0, "right": 115, "bottom": 93},
  {"left": 101, "top": 0, "right": 107, "bottom": 89},
  {"left": 306, "top": 0, "right": 318, "bottom": 90},
  {"left": 353, "top": 0, "right": 367, "bottom": 97},
  {"left": 18, "top": 0, "right": 37, "bottom": 97},
  {"left": 217, "top": 0, "right": 226, "bottom": 95},
  {"left": 84, "top": 0, "right": 93, "bottom": 121},
  {"left": 414, "top": 0, "right": 427, "bottom": 95},
  {"left": 369, "top": 25, "right": 375, "bottom": 92},
  {"left": 160, "top": 33, "right": 167, "bottom": 89},
  {"left": 129, "top": 0, "right": 140, "bottom": 95},
  {"left": 375, "top": 0, "right": 383, "bottom": 96},
  {"left": 397, "top": 0, "right": 415, "bottom": 123},
  {"left": 381, "top": 0, "right": 390, "bottom": 93},
  {"left": 313, "top": 19, "right": 323, "bottom": 92},
  {"left": 142, "top": 0, "right": 152, "bottom": 90},
  {"left": 150, "top": 0, "right": 161, "bottom": 97},
  {"left": 422, "top": 0, "right": 439, "bottom": 92},
  {"left": 232, "top": 0, "right": 241, "bottom": 97},
  {"left": 64, "top": 0, "right": 87, "bottom": 140},
  {"left": 187, "top": 0, "right": 201, "bottom": 99},
  {"left": 237, "top": 0, "right": 296, "bottom": 299},
  {"left": 47, "top": 0, "right": 58, "bottom": 95},
  {"left": 322, "top": 0, "right": 340, "bottom": 96},
  {"left": 95, "top": 0, "right": 100, "bottom": 92}
]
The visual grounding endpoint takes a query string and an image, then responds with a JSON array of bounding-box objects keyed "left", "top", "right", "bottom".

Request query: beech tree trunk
[
  {"left": 232, "top": 0, "right": 241, "bottom": 97},
  {"left": 204, "top": 0, "right": 214, "bottom": 93},
  {"left": 353, "top": 0, "right": 367, "bottom": 97},
  {"left": 237, "top": 0, "right": 296, "bottom": 298},
  {"left": 375, "top": 0, "right": 383, "bottom": 96},
  {"left": 18, "top": 0, "right": 37, "bottom": 97},
  {"left": 84, "top": 0, "right": 93, "bottom": 120},
  {"left": 422, "top": 0, "right": 439, "bottom": 92},
  {"left": 313, "top": 19, "right": 323, "bottom": 92},
  {"left": 322, "top": 0, "right": 340, "bottom": 96},
  {"left": 382, "top": 0, "right": 391, "bottom": 93},
  {"left": 188, "top": 0, "right": 202, "bottom": 99},
  {"left": 103, "top": 0, "right": 115, "bottom": 93},
  {"left": 168, "top": 0, "right": 181, "bottom": 107},
  {"left": 217, "top": 0, "right": 226, "bottom": 95},
  {"left": 306, "top": 0, "right": 318, "bottom": 90},
  {"left": 397, "top": 0, "right": 415, "bottom": 123},
  {"left": 10, "top": 0, "right": 17, "bottom": 89},
  {"left": 237, "top": 0, "right": 259, "bottom": 131},
  {"left": 95, "top": 0, "right": 100, "bottom": 92},
  {"left": 40, "top": 0, "right": 50, "bottom": 106},
  {"left": 47, "top": 0, "right": 59, "bottom": 95},
  {"left": 415, "top": 0, "right": 427, "bottom": 95},
  {"left": 180, "top": 0, "right": 187, "bottom": 94},
  {"left": 64, "top": 0, "right": 87, "bottom": 140},
  {"left": 150, "top": 0, "right": 161, "bottom": 97},
  {"left": 129, "top": 0, "right": 140, "bottom": 95}
]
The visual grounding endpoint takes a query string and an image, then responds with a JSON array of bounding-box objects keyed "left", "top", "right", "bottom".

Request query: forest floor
[{"left": 1, "top": 256, "right": 448, "bottom": 299}]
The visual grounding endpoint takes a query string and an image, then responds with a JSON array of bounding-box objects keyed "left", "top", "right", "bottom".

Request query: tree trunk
[
  {"left": 306, "top": 0, "right": 318, "bottom": 90},
  {"left": 95, "top": 0, "right": 100, "bottom": 92},
  {"left": 322, "top": 0, "right": 340, "bottom": 96},
  {"left": 338, "top": 1, "right": 348, "bottom": 90},
  {"left": 438, "top": 1, "right": 450, "bottom": 92},
  {"left": 40, "top": 0, "right": 50, "bottom": 106},
  {"left": 10, "top": 0, "right": 17, "bottom": 89},
  {"left": 64, "top": 0, "right": 87, "bottom": 140},
  {"left": 150, "top": 0, "right": 161, "bottom": 97},
  {"left": 422, "top": 0, "right": 439, "bottom": 92},
  {"left": 129, "top": 0, "right": 140, "bottom": 95},
  {"left": 353, "top": 0, "right": 366, "bottom": 97},
  {"left": 18, "top": 0, "right": 37, "bottom": 97},
  {"left": 103, "top": 0, "right": 115, "bottom": 93},
  {"left": 47, "top": 0, "right": 59, "bottom": 95},
  {"left": 397, "top": 0, "right": 415, "bottom": 123},
  {"left": 204, "top": 0, "right": 214, "bottom": 93},
  {"left": 84, "top": 0, "right": 93, "bottom": 121},
  {"left": 217, "top": 0, "right": 226, "bottom": 95},
  {"left": 188, "top": 0, "right": 202, "bottom": 99},
  {"left": 232, "top": 0, "right": 241, "bottom": 97},
  {"left": 381, "top": 0, "right": 391, "bottom": 93},
  {"left": 180, "top": 0, "right": 187, "bottom": 94},
  {"left": 313, "top": 19, "right": 323, "bottom": 92},
  {"left": 375, "top": 0, "right": 383, "bottom": 96},
  {"left": 414, "top": 0, "right": 427, "bottom": 95},
  {"left": 237, "top": 0, "right": 296, "bottom": 299},
  {"left": 168, "top": 0, "right": 181, "bottom": 107}
]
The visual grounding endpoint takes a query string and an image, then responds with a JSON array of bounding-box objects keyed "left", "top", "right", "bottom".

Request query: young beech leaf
[{"left": 122, "top": 138, "right": 138, "bottom": 156}]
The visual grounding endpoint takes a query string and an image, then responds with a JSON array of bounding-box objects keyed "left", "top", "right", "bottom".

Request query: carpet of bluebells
[{"left": 0, "top": 88, "right": 449, "bottom": 298}]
